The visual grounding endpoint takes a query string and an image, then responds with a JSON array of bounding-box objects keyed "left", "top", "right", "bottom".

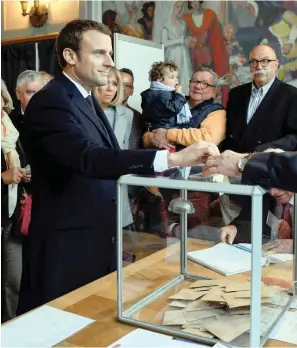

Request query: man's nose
[{"left": 104, "top": 54, "right": 114, "bottom": 68}]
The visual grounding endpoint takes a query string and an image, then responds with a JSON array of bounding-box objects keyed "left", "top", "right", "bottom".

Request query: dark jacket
[
  {"left": 222, "top": 78, "right": 297, "bottom": 153},
  {"left": 141, "top": 88, "right": 187, "bottom": 130},
  {"left": 243, "top": 151, "right": 297, "bottom": 193},
  {"left": 17, "top": 73, "right": 157, "bottom": 315},
  {"left": 1, "top": 150, "right": 9, "bottom": 228},
  {"left": 127, "top": 105, "right": 146, "bottom": 149},
  {"left": 188, "top": 98, "right": 224, "bottom": 128}
]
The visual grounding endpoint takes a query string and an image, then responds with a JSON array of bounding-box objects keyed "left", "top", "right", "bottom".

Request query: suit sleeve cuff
[{"left": 153, "top": 150, "right": 169, "bottom": 172}]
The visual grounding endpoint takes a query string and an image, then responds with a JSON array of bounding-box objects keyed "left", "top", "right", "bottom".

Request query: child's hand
[{"left": 175, "top": 84, "right": 183, "bottom": 94}]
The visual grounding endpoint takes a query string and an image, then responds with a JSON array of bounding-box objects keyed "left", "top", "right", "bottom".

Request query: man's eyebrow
[
  {"left": 26, "top": 89, "right": 37, "bottom": 93},
  {"left": 91, "top": 49, "right": 113, "bottom": 56}
]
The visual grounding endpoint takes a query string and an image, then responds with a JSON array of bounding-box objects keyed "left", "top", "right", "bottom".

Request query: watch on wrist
[{"left": 238, "top": 153, "right": 253, "bottom": 173}]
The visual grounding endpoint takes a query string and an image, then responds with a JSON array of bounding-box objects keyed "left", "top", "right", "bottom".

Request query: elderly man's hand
[
  {"left": 152, "top": 128, "right": 175, "bottom": 150},
  {"left": 220, "top": 225, "right": 237, "bottom": 244},
  {"left": 203, "top": 150, "right": 247, "bottom": 177},
  {"left": 263, "top": 239, "right": 293, "bottom": 254},
  {"left": 168, "top": 141, "right": 220, "bottom": 168}
]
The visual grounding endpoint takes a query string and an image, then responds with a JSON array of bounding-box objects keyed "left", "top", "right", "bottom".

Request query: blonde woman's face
[
  {"left": 174, "top": 2, "right": 183, "bottom": 16},
  {"left": 97, "top": 71, "right": 118, "bottom": 107},
  {"left": 1, "top": 95, "right": 4, "bottom": 112}
]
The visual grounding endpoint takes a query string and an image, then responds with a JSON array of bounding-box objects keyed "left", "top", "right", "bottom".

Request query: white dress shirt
[
  {"left": 247, "top": 77, "right": 275, "bottom": 123},
  {"left": 62, "top": 71, "right": 169, "bottom": 172}
]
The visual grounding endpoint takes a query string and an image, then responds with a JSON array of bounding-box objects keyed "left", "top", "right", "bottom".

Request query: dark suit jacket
[
  {"left": 1, "top": 150, "right": 9, "bottom": 228},
  {"left": 222, "top": 78, "right": 297, "bottom": 153},
  {"left": 127, "top": 105, "right": 146, "bottom": 149},
  {"left": 17, "top": 73, "right": 157, "bottom": 314},
  {"left": 243, "top": 151, "right": 297, "bottom": 192}
]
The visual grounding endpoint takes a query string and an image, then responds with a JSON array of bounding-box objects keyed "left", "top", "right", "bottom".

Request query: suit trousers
[{"left": 1, "top": 220, "right": 23, "bottom": 321}]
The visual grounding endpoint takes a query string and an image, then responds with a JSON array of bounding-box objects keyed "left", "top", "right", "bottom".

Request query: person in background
[
  {"left": 220, "top": 188, "right": 294, "bottom": 253},
  {"left": 1, "top": 79, "right": 26, "bottom": 321},
  {"left": 141, "top": 61, "right": 192, "bottom": 132},
  {"left": 94, "top": 67, "right": 134, "bottom": 229},
  {"left": 39, "top": 71, "right": 54, "bottom": 84},
  {"left": 9, "top": 70, "right": 46, "bottom": 145},
  {"left": 143, "top": 66, "right": 226, "bottom": 149},
  {"left": 120, "top": 68, "right": 145, "bottom": 149},
  {"left": 222, "top": 45, "right": 297, "bottom": 153}
]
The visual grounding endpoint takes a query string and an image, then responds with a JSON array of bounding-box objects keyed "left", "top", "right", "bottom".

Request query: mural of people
[
  {"left": 102, "top": 1, "right": 297, "bottom": 98},
  {"left": 138, "top": 1, "right": 155, "bottom": 40},
  {"left": 122, "top": 2, "right": 145, "bottom": 39},
  {"left": 154, "top": 1, "right": 192, "bottom": 94}
]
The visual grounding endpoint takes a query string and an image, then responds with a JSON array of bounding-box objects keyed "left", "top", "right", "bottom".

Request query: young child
[{"left": 141, "top": 61, "right": 193, "bottom": 131}]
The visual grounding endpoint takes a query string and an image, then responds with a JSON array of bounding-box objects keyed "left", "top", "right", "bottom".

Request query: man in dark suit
[
  {"left": 10, "top": 70, "right": 45, "bottom": 146},
  {"left": 17, "top": 20, "right": 219, "bottom": 314},
  {"left": 119, "top": 68, "right": 146, "bottom": 149},
  {"left": 222, "top": 44, "right": 297, "bottom": 153}
]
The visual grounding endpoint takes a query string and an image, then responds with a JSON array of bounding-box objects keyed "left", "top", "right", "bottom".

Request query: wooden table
[{"left": 8, "top": 233, "right": 297, "bottom": 347}]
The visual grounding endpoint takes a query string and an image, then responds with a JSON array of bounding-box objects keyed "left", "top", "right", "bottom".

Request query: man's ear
[
  {"left": 63, "top": 48, "right": 78, "bottom": 66},
  {"left": 15, "top": 88, "right": 21, "bottom": 101},
  {"left": 213, "top": 86, "right": 220, "bottom": 98}
]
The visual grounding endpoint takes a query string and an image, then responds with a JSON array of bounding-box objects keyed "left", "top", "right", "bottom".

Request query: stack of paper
[
  {"left": 162, "top": 279, "right": 283, "bottom": 342},
  {"left": 187, "top": 243, "right": 272, "bottom": 276}
]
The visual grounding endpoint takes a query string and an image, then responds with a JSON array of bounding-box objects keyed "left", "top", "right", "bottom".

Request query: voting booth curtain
[{"left": 1, "top": 39, "right": 60, "bottom": 106}]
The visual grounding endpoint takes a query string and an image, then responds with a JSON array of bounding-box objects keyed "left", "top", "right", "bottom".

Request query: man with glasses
[
  {"left": 143, "top": 66, "right": 226, "bottom": 149},
  {"left": 222, "top": 44, "right": 297, "bottom": 154},
  {"left": 218, "top": 44, "right": 297, "bottom": 245},
  {"left": 120, "top": 68, "right": 145, "bottom": 149}
]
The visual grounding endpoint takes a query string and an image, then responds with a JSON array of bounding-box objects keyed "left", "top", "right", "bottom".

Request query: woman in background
[
  {"left": 1, "top": 79, "right": 26, "bottom": 321},
  {"left": 94, "top": 67, "right": 134, "bottom": 229}
]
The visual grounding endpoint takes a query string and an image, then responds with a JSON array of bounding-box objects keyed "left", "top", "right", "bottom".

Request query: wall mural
[{"left": 103, "top": 0, "right": 297, "bottom": 100}]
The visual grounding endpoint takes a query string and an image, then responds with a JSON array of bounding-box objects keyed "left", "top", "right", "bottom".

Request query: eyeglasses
[
  {"left": 123, "top": 83, "right": 134, "bottom": 90},
  {"left": 189, "top": 79, "right": 215, "bottom": 89},
  {"left": 249, "top": 59, "right": 276, "bottom": 68}
]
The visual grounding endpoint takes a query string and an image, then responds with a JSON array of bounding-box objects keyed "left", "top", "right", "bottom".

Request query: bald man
[{"left": 222, "top": 44, "right": 297, "bottom": 154}]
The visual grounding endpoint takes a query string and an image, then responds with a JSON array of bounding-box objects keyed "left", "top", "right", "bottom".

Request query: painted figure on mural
[
  {"left": 223, "top": 23, "right": 246, "bottom": 73},
  {"left": 138, "top": 1, "right": 155, "bottom": 40},
  {"left": 182, "top": 0, "right": 228, "bottom": 104},
  {"left": 183, "top": 1, "right": 228, "bottom": 76},
  {"left": 102, "top": 10, "right": 123, "bottom": 35},
  {"left": 154, "top": 1, "right": 192, "bottom": 95},
  {"left": 122, "top": 2, "right": 145, "bottom": 39},
  {"left": 269, "top": 10, "right": 297, "bottom": 81}
]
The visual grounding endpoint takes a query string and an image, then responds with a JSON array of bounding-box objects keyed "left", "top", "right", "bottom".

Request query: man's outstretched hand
[{"left": 168, "top": 141, "right": 220, "bottom": 168}]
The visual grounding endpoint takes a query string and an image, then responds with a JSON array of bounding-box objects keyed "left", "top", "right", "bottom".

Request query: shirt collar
[
  {"left": 252, "top": 76, "right": 275, "bottom": 95},
  {"left": 62, "top": 71, "right": 91, "bottom": 98},
  {"left": 289, "top": 196, "right": 294, "bottom": 206}
]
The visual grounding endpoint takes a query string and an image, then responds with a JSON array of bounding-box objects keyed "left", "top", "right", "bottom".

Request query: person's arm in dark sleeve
[{"left": 242, "top": 152, "right": 297, "bottom": 192}]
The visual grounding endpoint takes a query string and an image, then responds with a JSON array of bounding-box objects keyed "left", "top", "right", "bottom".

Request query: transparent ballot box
[{"left": 116, "top": 170, "right": 296, "bottom": 347}]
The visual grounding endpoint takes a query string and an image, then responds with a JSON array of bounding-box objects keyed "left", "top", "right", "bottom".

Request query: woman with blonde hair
[
  {"left": 1, "top": 79, "right": 26, "bottom": 321},
  {"left": 94, "top": 67, "right": 134, "bottom": 229}
]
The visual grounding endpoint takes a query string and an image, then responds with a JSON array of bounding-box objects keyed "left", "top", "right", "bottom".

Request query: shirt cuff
[{"left": 153, "top": 150, "right": 169, "bottom": 173}]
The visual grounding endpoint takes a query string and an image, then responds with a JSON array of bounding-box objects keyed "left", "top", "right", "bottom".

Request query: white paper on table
[
  {"left": 213, "top": 344, "right": 230, "bottom": 348},
  {"left": 107, "top": 328, "right": 208, "bottom": 347},
  {"left": 269, "top": 311, "right": 297, "bottom": 345},
  {"left": 271, "top": 253, "right": 294, "bottom": 262},
  {"left": 1, "top": 305, "right": 94, "bottom": 347}
]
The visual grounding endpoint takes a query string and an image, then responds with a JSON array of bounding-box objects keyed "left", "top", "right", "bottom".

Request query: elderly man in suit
[
  {"left": 17, "top": 19, "right": 219, "bottom": 314},
  {"left": 222, "top": 44, "right": 297, "bottom": 153}
]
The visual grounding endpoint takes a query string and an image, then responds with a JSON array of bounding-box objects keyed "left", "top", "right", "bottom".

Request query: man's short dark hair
[
  {"left": 119, "top": 68, "right": 134, "bottom": 81},
  {"left": 56, "top": 20, "right": 112, "bottom": 69}
]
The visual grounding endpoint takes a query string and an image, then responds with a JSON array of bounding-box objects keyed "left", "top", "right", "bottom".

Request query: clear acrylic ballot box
[{"left": 117, "top": 170, "right": 296, "bottom": 347}]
